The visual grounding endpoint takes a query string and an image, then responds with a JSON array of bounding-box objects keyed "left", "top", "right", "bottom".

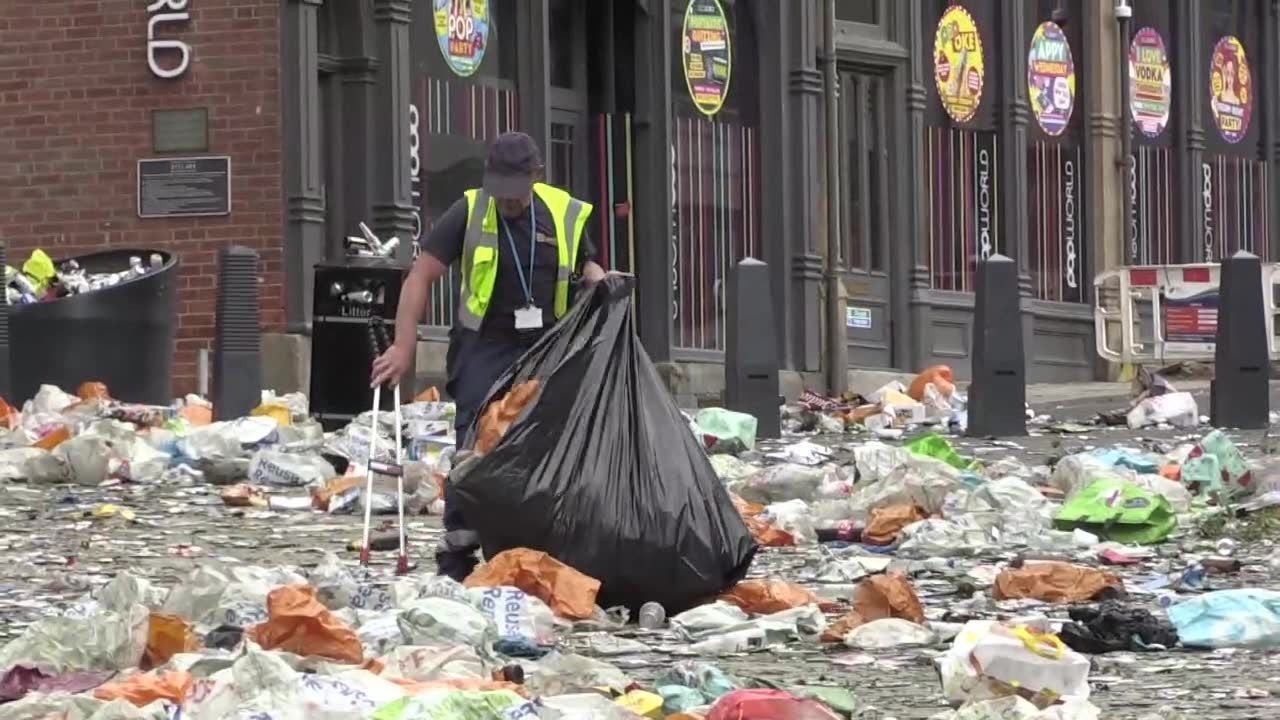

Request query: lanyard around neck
[{"left": 499, "top": 201, "right": 537, "bottom": 306}]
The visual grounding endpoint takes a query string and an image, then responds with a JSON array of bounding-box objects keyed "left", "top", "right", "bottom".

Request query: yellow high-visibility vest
[{"left": 456, "top": 183, "right": 593, "bottom": 330}]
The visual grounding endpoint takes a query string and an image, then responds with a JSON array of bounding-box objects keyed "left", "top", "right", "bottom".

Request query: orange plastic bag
[
  {"left": 823, "top": 574, "right": 924, "bottom": 642},
  {"left": 143, "top": 613, "right": 200, "bottom": 669},
  {"left": 249, "top": 585, "right": 363, "bottom": 664},
  {"left": 907, "top": 365, "right": 955, "bottom": 401},
  {"left": 94, "top": 671, "right": 193, "bottom": 707},
  {"left": 77, "top": 382, "right": 111, "bottom": 400},
  {"left": 993, "top": 562, "right": 1123, "bottom": 603},
  {"left": 180, "top": 404, "right": 213, "bottom": 426},
  {"left": 464, "top": 548, "right": 600, "bottom": 620},
  {"left": 718, "top": 580, "right": 818, "bottom": 615},
  {"left": 731, "top": 494, "right": 795, "bottom": 547},
  {"left": 33, "top": 426, "right": 70, "bottom": 450},
  {"left": 863, "top": 504, "right": 928, "bottom": 545},
  {"left": 0, "top": 397, "right": 17, "bottom": 430},
  {"left": 416, "top": 386, "right": 442, "bottom": 402},
  {"left": 474, "top": 380, "right": 541, "bottom": 455}
]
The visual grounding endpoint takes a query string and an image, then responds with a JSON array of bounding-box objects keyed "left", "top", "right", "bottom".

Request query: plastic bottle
[{"left": 638, "top": 601, "right": 666, "bottom": 630}]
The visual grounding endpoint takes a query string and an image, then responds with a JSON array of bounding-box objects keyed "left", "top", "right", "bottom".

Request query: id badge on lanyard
[{"left": 503, "top": 203, "right": 543, "bottom": 331}]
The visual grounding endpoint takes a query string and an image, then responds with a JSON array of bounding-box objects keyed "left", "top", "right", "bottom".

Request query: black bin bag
[{"left": 451, "top": 275, "right": 758, "bottom": 611}]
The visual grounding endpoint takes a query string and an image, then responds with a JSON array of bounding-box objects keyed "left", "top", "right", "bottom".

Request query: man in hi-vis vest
[{"left": 371, "top": 131, "right": 608, "bottom": 580}]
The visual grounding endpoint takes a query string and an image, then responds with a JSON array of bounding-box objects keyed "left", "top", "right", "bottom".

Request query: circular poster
[
  {"left": 682, "top": 0, "right": 732, "bottom": 116},
  {"left": 1027, "top": 22, "right": 1075, "bottom": 136},
  {"left": 934, "top": 5, "right": 985, "bottom": 123},
  {"left": 1210, "top": 36, "right": 1253, "bottom": 144},
  {"left": 433, "top": 0, "right": 489, "bottom": 77},
  {"left": 1129, "top": 28, "right": 1172, "bottom": 138}
]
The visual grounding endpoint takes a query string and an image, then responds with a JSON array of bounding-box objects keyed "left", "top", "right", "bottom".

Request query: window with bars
[{"left": 411, "top": 0, "right": 521, "bottom": 327}]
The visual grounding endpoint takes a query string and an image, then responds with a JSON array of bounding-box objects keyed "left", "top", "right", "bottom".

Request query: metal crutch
[{"left": 361, "top": 318, "right": 410, "bottom": 575}]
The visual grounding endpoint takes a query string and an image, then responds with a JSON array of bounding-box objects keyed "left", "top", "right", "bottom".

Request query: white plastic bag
[
  {"left": 378, "top": 645, "right": 488, "bottom": 682},
  {"left": 1127, "top": 391, "right": 1198, "bottom": 429},
  {"left": 938, "top": 620, "right": 1090, "bottom": 705},
  {"left": 848, "top": 456, "right": 963, "bottom": 519},
  {"left": 760, "top": 499, "right": 817, "bottom": 544},
  {"left": 845, "top": 618, "right": 937, "bottom": 649},
  {"left": 735, "top": 464, "right": 837, "bottom": 504},
  {"left": 898, "top": 518, "right": 994, "bottom": 558},
  {"left": 310, "top": 552, "right": 359, "bottom": 610},
  {"left": 0, "top": 447, "right": 71, "bottom": 483},
  {"left": 248, "top": 449, "right": 335, "bottom": 487},
  {"left": 398, "top": 598, "right": 495, "bottom": 648},
  {"left": 468, "top": 586, "right": 557, "bottom": 646},
  {"left": 162, "top": 566, "right": 231, "bottom": 626},
  {"left": 0, "top": 605, "right": 148, "bottom": 675}
]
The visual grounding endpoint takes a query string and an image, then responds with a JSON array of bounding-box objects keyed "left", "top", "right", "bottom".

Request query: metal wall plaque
[
  {"left": 152, "top": 108, "right": 209, "bottom": 153},
  {"left": 137, "top": 156, "right": 231, "bottom": 218}
]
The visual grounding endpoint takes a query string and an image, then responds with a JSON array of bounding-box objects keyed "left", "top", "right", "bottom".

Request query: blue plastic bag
[{"left": 1167, "top": 589, "right": 1280, "bottom": 648}]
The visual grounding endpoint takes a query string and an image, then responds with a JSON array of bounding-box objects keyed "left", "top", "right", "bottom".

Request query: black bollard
[
  {"left": 967, "top": 254, "right": 1027, "bottom": 437},
  {"left": 725, "top": 258, "right": 781, "bottom": 439},
  {"left": 1210, "top": 250, "right": 1270, "bottom": 429},
  {"left": 0, "top": 242, "right": 10, "bottom": 399},
  {"left": 212, "top": 246, "right": 262, "bottom": 420}
]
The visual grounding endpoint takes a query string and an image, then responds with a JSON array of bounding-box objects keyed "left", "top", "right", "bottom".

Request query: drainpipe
[
  {"left": 1115, "top": 0, "right": 1135, "bottom": 265},
  {"left": 822, "top": 0, "right": 848, "bottom": 394}
]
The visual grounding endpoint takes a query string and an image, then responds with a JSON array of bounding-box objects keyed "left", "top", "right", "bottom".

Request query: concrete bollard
[
  {"left": 1210, "top": 250, "right": 1270, "bottom": 429},
  {"left": 725, "top": 258, "right": 781, "bottom": 439},
  {"left": 212, "top": 246, "right": 263, "bottom": 420},
  {"left": 967, "top": 254, "right": 1027, "bottom": 437}
]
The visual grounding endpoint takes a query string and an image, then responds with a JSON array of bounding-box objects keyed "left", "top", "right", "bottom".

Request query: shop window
[
  {"left": 1025, "top": 0, "right": 1087, "bottom": 303},
  {"left": 835, "top": 0, "right": 878, "bottom": 25},
  {"left": 411, "top": 0, "right": 520, "bottom": 326},
  {"left": 1198, "top": 0, "right": 1268, "bottom": 262},
  {"left": 548, "top": 0, "right": 578, "bottom": 90},
  {"left": 840, "top": 72, "right": 888, "bottom": 273},
  {"left": 1125, "top": 1, "right": 1178, "bottom": 265},
  {"left": 548, "top": 121, "right": 575, "bottom": 190},
  {"left": 670, "top": 0, "right": 762, "bottom": 352},
  {"left": 923, "top": 0, "right": 1002, "bottom": 293}
]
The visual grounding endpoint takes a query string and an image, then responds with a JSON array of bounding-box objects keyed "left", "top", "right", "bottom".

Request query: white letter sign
[{"left": 147, "top": 0, "right": 192, "bottom": 79}]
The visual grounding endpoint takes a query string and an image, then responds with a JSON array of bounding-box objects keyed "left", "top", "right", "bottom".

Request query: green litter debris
[
  {"left": 906, "top": 433, "right": 979, "bottom": 472},
  {"left": 1053, "top": 478, "right": 1176, "bottom": 545}
]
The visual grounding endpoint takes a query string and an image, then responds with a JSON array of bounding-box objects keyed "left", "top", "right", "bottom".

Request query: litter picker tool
[{"left": 361, "top": 316, "right": 410, "bottom": 575}]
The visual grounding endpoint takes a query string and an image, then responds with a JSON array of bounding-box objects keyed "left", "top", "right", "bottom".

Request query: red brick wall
[{"left": 0, "top": 0, "right": 284, "bottom": 397}]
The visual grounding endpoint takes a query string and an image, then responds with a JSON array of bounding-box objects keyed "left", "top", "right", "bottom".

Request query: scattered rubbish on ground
[{"left": 3, "top": 341, "right": 1280, "bottom": 717}]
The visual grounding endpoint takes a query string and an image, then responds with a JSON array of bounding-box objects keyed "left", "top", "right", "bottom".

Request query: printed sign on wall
[
  {"left": 1027, "top": 22, "right": 1075, "bottom": 137},
  {"left": 933, "top": 5, "right": 985, "bottom": 124},
  {"left": 682, "top": 0, "right": 733, "bottom": 116},
  {"left": 434, "top": 0, "right": 490, "bottom": 77},
  {"left": 1129, "top": 28, "right": 1172, "bottom": 138},
  {"left": 1209, "top": 36, "right": 1253, "bottom": 144}
]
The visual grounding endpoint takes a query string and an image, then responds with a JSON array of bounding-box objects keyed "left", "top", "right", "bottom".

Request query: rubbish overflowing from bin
[
  {"left": 3, "top": 319, "right": 1280, "bottom": 716},
  {"left": 6, "top": 249, "right": 168, "bottom": 305}
]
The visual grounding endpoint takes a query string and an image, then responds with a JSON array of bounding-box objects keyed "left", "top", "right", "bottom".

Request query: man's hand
[
  {"left": 582, "top": 261, "right": 631, "bottom": 287},
  {"left": 370, "top": 342, "right": 413, "bottom": 388}
]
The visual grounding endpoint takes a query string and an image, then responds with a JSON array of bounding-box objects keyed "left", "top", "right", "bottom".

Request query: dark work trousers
[{"left": 435, "top": 328, "right": 534, "bottom": 581}]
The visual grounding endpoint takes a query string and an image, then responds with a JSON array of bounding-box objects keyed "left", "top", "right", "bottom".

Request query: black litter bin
[
  {"left": 10, "top": 249, "right": 178, "bottom": 405},
  {"left": 309, "top": 258, "right": 414, "bottom": 431}
]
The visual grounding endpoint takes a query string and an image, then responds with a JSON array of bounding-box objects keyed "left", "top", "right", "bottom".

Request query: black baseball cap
[{"left": 483, "top": 132, "right": 542, "bottom": 198}]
